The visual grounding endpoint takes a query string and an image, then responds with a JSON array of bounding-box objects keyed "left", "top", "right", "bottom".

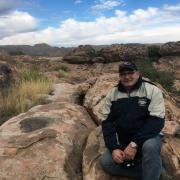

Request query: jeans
[{"left": 101, "top": 135, "right": 163, "bottom": 180}]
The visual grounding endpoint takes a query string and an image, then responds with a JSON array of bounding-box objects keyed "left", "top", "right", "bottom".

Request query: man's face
[{"left": 119, "top": 70, "right": 140, "bottom": 89}]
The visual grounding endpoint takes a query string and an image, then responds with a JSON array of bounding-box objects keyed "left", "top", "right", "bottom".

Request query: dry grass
[{"left": 0, "top": 69, "right": 53, "bottom": 124}]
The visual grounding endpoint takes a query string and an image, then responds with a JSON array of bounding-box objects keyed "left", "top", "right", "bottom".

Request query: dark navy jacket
[{"left": 101, "top": 77, "right": 165, "bottom": 152}]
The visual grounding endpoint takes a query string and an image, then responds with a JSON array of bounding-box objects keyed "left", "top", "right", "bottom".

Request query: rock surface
[
  {"left": 97, "top": 44, "right": 148, "bottom": 63},
  {"left": 63, "top": 44, "right": 148, "bottom": 64},
  {"left": 84, "top": 74, "right": 119, "bottom": 124},
  {"left": 159, "top": 41, "right": 180, "bottom": 56},
  {"left": 0, "top": 83, "right": 96, "bottom": 180},
  {"left": 63, "top": 45, "right": 96, "bottom": 64}
]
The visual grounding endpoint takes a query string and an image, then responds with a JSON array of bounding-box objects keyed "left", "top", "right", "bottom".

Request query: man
[{"left": 101, "top": 61, "right": 165, "bottom": 180}]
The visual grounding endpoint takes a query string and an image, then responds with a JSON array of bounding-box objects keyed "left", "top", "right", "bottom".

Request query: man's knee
[
  {"left": 101, "top": 150, "right": 115, "bottom": 172},
  {"left": 101, "top": 152, "right": 112, "bottom": 168},
  {"left": 142, "top": 136, "right": 162, "bottom": 156}
]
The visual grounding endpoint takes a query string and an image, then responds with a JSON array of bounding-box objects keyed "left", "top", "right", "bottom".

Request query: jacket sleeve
[
  {"left": 132, "top": 86, "right": 165, "bottom": 146},
  {"left": 101, "top": 89, "right": 121, "bottom": 152}
]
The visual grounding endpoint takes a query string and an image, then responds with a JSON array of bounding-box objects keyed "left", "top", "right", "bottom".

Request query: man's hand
[
  {"left": 124, "top": 144, "right": 137, "bottom": 160},
  {"left": 112, "top": 149, "right": 125, "bottom": 164}
]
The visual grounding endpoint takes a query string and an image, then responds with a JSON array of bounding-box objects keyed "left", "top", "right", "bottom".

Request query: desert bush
[
  {"left": 0, "top": 68, "right": 53, "bottom": 125},
  {"left": 53, "top": 65, "right": 69, "bottom": 72},
  {"left": 20, "top": 68, "right": 49, "bottom": 82},
  {"left": 148, "top": 45, "right": 161, "bottom": 62},
  {"left": 171, "top": 89, "right": 180, "bottom": 97},
  {"left": 53, "top": 65, "right": 70, "bottom": 77},
  {"left": 135, "top": 58, "right": 175, "bottom": 92},
  {"left": 9, "top": 51, "right": 24, "bottom": 56}
]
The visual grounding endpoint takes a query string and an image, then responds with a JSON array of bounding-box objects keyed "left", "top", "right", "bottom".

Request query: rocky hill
[
  {"left": 0, "top": 44, "right": 108, "bottom": 57},
  {"left": 0, "top": 43, "right": 74, "bottom": 57}
]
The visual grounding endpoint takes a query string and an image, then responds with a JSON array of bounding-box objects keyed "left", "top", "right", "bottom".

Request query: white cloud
[
  {"left": 0, "top": 4, "right": 180, "bottom": 46},
  {"left": 91, "top": 0, "right": 124, "bottom": 12},
  {"left": 74, "top": 0, "right": 82, "bottom": 4},
  {"left": 163, "top": 4, "right": 180, "bottom": 11},
  {"left": 0, "top": 10, "right": 38, "bottom": 39}
]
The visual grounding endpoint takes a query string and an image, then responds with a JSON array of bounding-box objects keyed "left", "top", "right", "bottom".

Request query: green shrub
[
  {"left": 53, "top": 65, "right": 69, "bottom": 72},
  {"left": 53, "top": 65, "right": 70, "bottom": 78},
  {"left": 9, "top": 51, "right": 24, "bottom": 55},
  {"left": 20, "top": 68, "right": 49, "bottom": 82},
  {"left": 135, "top": 58, "right": 175, "bottom": 92},
  {"left": 148, "top": 45, "right": 161, "bottom": 62},
  {"left": 156, "top": 71, "right": 174, "bottom": 91}
]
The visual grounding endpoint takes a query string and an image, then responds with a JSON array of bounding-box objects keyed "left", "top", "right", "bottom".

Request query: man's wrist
[{"left": 130, "top": 141, "right": 138, "bottom": 149}]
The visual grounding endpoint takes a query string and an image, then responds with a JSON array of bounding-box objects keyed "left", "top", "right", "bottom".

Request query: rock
[
  {"left": 47, "top": 83, "right": 80, "bottom": 103},
  {"left": 47, "top": 82, "right": 97, "bottom": 105},
  {"left": 159, "top": 41, "right": 180, "bottom": 56},
  {"left": 0, "top": 101, "right": 96, "bottom": 180},
  {"left": 92, "top": 57, "right": 105, "bottom": 63},
  {"left": 63, "top": 45, "right": 96, "bottom": 64},
  {"left": 162, "top": 137, "right": 180, "bottom": 179},
  {"left": 84, "top": 74, "right": 119, "bottom": 124},
  {"left": 83, "top": 126, "right": 133, "bottom": 180},
  {"left": 0, "top": 82, "right": 97, "bottom": 180},
  {"left": 0, "top": 52, "right": 11, "bottom": 61},
  {"left": 97, "top": 44, "right": 148, "bottom": 63}
]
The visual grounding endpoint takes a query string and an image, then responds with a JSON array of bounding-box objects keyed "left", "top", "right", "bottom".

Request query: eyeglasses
[{"left": 119, "top": 71, "right": 136, "bottom": 76}]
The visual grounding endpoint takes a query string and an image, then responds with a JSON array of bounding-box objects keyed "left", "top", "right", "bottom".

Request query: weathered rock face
[
  {"left": 159, "top": 41, "right": 180, "bottom": 56},
  {"left": 63, "top": 45, "right": 96, "bottom": 64},
  {"left": 84, "top": 74, "right": 119, "bottom": 124},
  {"left": 63, "top": 44, "right": 148, "bottom": 64},
  {"left": 48, "top": 83, "right": 84, "bottom": 104},
  {"left": 0, "top": 83, "right": 96, "bottom": 180},
  {"left": 83, "top": 74, "right": 180, "bottom": 179},
  {"left": 97, "top": 44, "right": 148, "bottom": 63}
]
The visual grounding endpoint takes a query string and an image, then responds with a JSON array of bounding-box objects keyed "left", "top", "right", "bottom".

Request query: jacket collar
[{"left": 117, "top": 76, "right": 142, "bottom": 93}]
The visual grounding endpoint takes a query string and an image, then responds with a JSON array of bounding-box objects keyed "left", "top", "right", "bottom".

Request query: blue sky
[{"left": 0, "top": 0, "right": 180, "bottom": 46}]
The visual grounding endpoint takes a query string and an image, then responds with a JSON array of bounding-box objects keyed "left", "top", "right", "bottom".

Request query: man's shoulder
[
  {"left": 142, "top": 78, "right": 163, "bottom": 96},
  {"left": 107, "top": 86, "right": 118, "bottom": 96},
  {"left": 142, "top": 78, "right": 159, "bottom": 90}
]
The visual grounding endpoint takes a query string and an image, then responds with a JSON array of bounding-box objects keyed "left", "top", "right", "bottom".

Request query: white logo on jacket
[{"left": 138, "top": 98, "right": 147, "bottom": 107}]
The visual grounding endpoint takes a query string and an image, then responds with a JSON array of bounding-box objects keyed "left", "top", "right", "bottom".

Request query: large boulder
[
  {"left": 48, "top": 83, "right": 83, "bottom": 104},
  {"left": 83, "top": 74, "right": 119, "bottom": 124},
  {"left": 159, "top": 41, "right": 180, "bottom": 56},
  {"left": 0, "top": 82, "right": 96, "bottom": 180},
  {"left": 83, "top": 74, "right": 180, "bottom": 179},
  {"left": 63, "top": 45, "right": 96, "bottom": 64},
  {"left": 97, "top": 44, "right": 148, "bottom": 63}
]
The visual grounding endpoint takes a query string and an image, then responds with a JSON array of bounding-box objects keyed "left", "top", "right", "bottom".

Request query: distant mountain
[
  {"left": 0, "top": 43, "right": 74, "bottom": 57},
  {"left": 0, "top": 43, "right": 163, "bottom": 57},
  {"left": 0, "top": 43, "right": 110, "bottom": 57}
]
